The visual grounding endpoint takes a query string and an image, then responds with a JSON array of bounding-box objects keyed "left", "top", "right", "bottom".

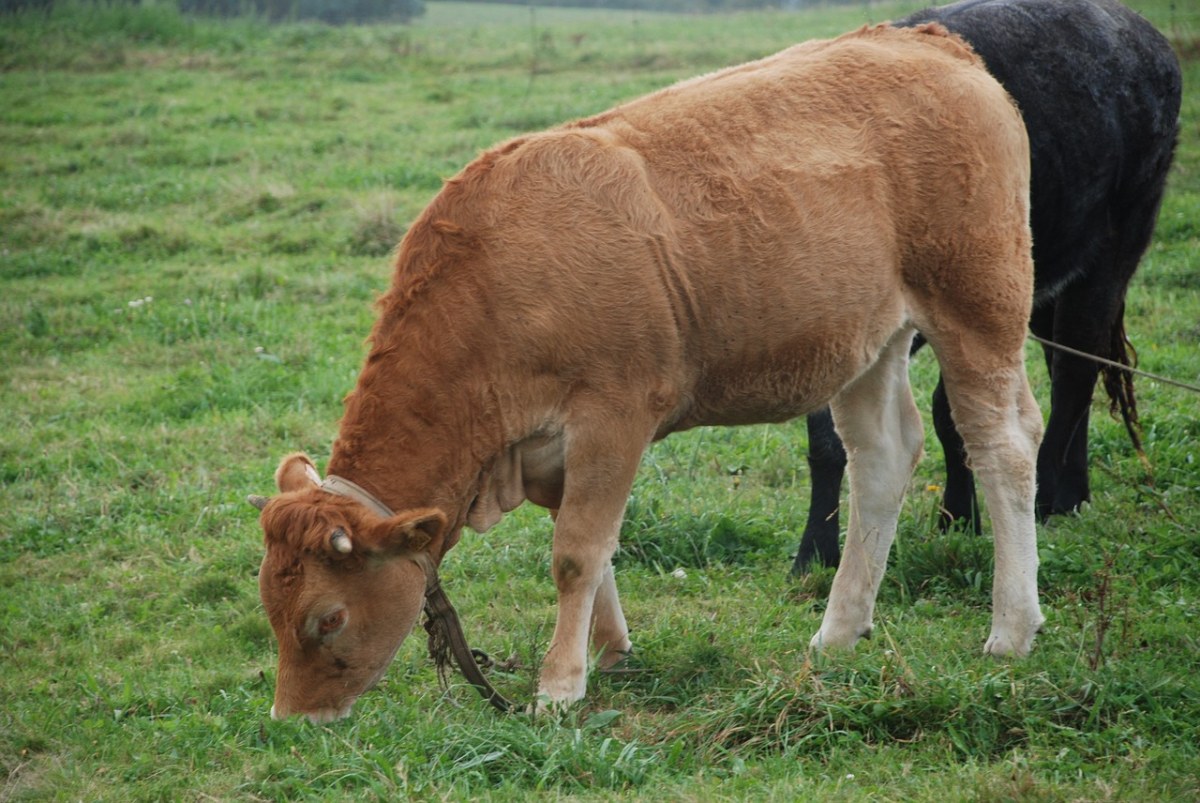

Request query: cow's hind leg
[
  {"left": 930, "top": 332, "right": 1044, "bottom": 657},
  {"left": 931, "top": 376, "right": 982, "bottom": 532},
  {"left": 791, "top": 407, "right": 846, "bottom": 575},
  {"left": 811, "top": 330, "right": 924, "bottom": 650}
]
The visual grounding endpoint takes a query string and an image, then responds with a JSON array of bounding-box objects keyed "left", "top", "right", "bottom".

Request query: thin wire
[{"left": 1028, "top": 333, "right": 1200, "bottom": 395}]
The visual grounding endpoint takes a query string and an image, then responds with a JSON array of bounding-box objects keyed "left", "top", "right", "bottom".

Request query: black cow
[{"left": 792, "top": 0, "right": 1181, "bottom": 574}]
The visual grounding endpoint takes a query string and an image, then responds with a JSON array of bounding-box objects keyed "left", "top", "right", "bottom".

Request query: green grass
[{"left": 2, "top": 1, "right": 1198, "bottom": 799}]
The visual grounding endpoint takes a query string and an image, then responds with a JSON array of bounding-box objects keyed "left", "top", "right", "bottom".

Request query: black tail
[{"left": 1101, "top": 308, "right": 1146, "bottom": 461}]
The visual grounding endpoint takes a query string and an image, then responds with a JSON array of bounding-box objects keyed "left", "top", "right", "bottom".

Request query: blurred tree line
[
  {"left": 0, "top": 0, "right": 425, "bottom": 23},
  {"left": 482, "top": 0, "right": 871, "bottom": 10},
  {"left": 0, "top": 0, "right": 876, "bottom": 23},
  {"left": 177, "top": 0, "right": 425, "bottom": 23}
]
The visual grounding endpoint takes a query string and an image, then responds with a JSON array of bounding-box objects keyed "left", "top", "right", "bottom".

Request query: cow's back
[
  {"left": 568, "top": 24, "right": 1028, "bottom": 427},
  {"left": 394, "top": 24, "right": 1029, "bottom": 434},
  {"left": 898, "top": 0, "right": 1181, "bottom": 300}
]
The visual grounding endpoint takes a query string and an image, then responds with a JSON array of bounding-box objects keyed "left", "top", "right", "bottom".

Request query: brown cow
[{"left": 251, "top": 23, "right": 1044, "bottom": 722}]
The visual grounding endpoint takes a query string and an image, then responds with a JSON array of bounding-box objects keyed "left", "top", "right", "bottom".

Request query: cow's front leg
[
  {"left": 539, "top": 534, "right": 609, "bottom": 707},
  {"left": 591, "top": 561, "right": 632, "bottom": 670},
  {"left": 538, "top": 424, "right": 646, "bottom": 709},
  {"left": 541, "top": 517, "right": 632, "bottom": 674}
]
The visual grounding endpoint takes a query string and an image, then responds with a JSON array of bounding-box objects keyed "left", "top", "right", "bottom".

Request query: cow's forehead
[
  {"left": 261, "top": 492, "right": 354, "bottom": 551},
  {"left": 258, "top": 516, "right": 369, "bottom": 621},
  {"left": 261, "top": 543, "right": 304, "bottom": 581},
  {"left": 259, "top": 545, "right": 306, "bottom": 619}
]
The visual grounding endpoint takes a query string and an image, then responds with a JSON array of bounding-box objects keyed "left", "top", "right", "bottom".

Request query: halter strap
[{"left": 320, "top": 475, "right": 393, "bottom": 519}]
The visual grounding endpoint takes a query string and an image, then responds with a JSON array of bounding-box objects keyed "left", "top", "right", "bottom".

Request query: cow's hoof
[
  {"left": 598, "top": 646, "right": 644, "bottom": 675},
  {"left": 809, "top": 623, "right": 871, "bottom": 652},
  {"left": 534, "top": 671, "right": 587, "bottom": 714},
  {"left": 532, "top": 692, "right": 583, "bottom": 718},
  {"left": 984, "top": 617, "right": 1043, "bottom": 658}
]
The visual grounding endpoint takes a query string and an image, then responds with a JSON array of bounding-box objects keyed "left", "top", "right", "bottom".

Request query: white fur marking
[{"left": 812, "top": 331, "right": 923, "bottom": 650}]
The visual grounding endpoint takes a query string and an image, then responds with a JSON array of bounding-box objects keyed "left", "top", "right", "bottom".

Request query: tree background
[{"left": 0, "top": 0, "right": 883, "bottom": 23}]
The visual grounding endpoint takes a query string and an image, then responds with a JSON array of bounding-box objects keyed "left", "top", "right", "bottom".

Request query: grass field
[{"left": 2, "top": 1, "right": 1198, "bottom": 799}]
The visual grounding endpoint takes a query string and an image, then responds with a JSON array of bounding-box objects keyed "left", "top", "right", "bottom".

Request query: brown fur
[{"left": 254, "top": 23, "right": 1041, "bottom": 721}]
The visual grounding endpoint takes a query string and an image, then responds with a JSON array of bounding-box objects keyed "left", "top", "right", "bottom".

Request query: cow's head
[{"left": 250, "top": 453, "right": 446, "bottom": 723}]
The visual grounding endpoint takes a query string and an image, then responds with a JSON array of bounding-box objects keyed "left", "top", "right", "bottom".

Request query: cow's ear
[
  {"left": 276, "top": 453, "right": 321, "bottom": 493},
  {"left": 368, "top": 508, "right": 447, "bottom": 556}
]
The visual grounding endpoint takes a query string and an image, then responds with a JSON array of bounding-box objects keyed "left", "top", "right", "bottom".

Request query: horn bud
[
  {"left": 331, "top": 529, "right": 353, "bottom": 554},
  {"left": 247, "top": 494, "right": 269, "bottom": 511}
]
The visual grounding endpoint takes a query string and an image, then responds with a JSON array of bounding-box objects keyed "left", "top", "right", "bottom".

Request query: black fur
[{"left": 792, "top": 0, "right": 1181, "bottom": 575}]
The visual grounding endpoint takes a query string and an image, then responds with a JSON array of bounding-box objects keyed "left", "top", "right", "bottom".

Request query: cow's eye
[{"left": 318, "top": 608, "right": 348, "bottom": 637}]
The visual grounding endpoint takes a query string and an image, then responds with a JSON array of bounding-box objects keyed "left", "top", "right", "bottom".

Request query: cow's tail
[{"left": 1101, "top": 310, "right": 1150, "bottom": 472}]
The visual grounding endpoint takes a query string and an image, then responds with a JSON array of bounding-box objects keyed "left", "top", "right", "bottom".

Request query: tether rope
[{"left": 1028, "top": 333, "right": 1200, "bottom": 395}]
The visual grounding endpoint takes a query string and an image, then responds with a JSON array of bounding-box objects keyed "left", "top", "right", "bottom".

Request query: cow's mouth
[{"left": 270, "top": 696, "right": 356, "bottom": 723}]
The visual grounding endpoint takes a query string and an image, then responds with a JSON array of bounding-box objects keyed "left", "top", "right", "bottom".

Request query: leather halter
[{"left": 320, "top": 475, "right": 515, "bottom": 713}]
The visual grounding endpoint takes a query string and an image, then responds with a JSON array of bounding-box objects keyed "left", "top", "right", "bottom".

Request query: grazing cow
[
  {"left": 251, "top": 23, "right": 1043, "bottom": 722},
  {"left": 792, "top": 0, "right": 1182, "bottom": 574}
]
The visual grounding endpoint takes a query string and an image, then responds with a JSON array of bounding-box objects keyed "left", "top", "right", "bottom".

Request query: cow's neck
[
  {"left": 324, "top": 200, "right": 513, "bottom": 543},
  {"left": 324, "top": 322, "right": 498, "bottom": 538}
]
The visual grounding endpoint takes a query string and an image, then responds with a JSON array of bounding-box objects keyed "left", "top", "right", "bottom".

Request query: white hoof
[
  {"left": 532, "top": 693, "right": 575, "bottom": 717},
  {"left": 809, "top": 622, "right": 871, "bottom": 652},
  {"left": 983, "top": 614, "right": 1043, "bottom": 658},
  {"left": 535, "top": 669, "right": 587, "bottom": 713}
]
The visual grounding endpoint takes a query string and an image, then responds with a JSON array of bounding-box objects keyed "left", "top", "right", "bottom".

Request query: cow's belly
[
  {"left": 678, "top": 349, "right": 865, "bottom": 429},
  {"left": 665, "top": 292, "right": 910, "bottom": 434}
]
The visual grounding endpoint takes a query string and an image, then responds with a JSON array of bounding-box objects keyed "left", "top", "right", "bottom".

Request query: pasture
[{"left": 2, "top": 1, "right": 1198, "bottom": 799}]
